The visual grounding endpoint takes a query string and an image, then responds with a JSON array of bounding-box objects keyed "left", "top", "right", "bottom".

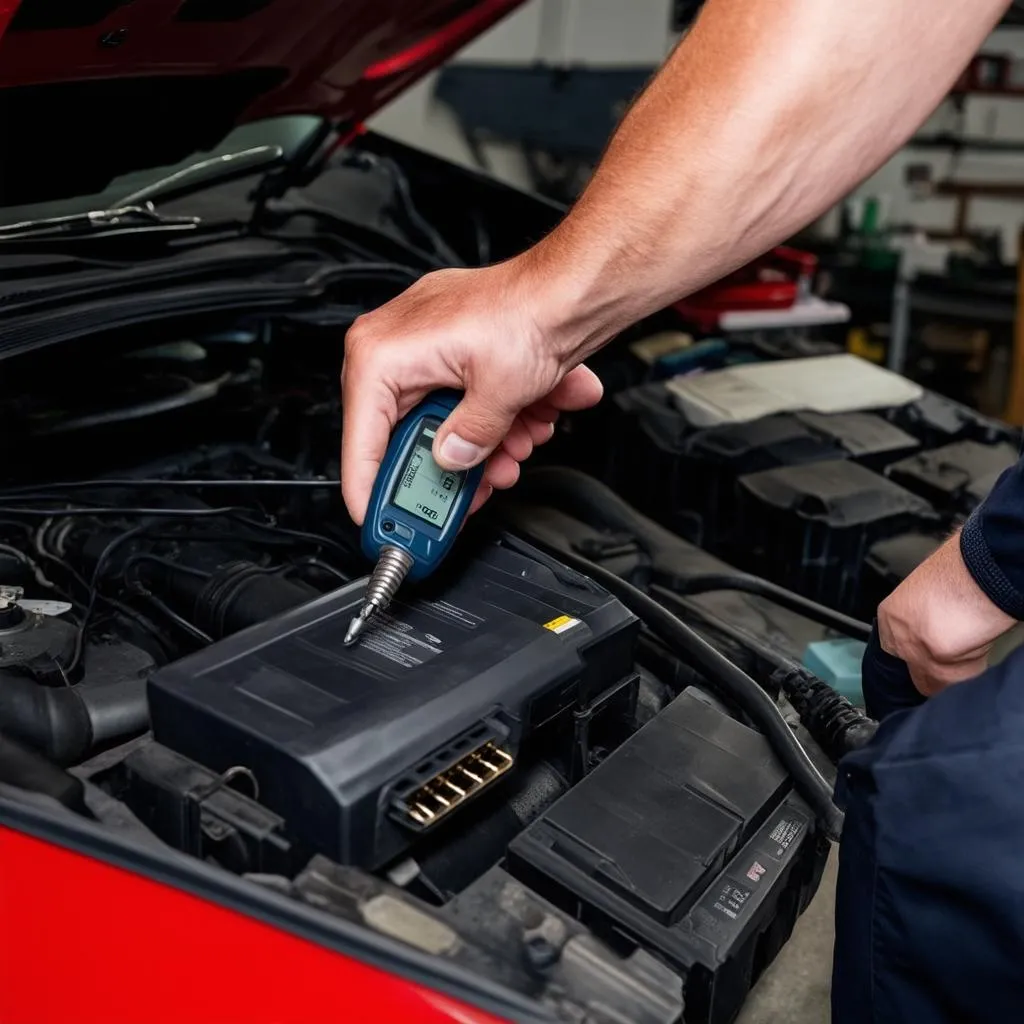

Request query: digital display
[{"left": 392, "top": 419, "right": 465, "bottom": 529}]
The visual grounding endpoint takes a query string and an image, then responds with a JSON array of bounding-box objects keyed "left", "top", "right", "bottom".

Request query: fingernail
[{"left": 439, "top": 433, "right": 484, "bottom": 468}]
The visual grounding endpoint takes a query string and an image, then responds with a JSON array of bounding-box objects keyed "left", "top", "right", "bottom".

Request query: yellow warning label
[{"left": 543, "top": 614, "right": 581, "bottom": 635}]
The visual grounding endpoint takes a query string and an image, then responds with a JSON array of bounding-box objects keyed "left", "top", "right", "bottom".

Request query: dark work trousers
[{"left": 831, "top": 625, "right": 1024, "bottom": 1022}]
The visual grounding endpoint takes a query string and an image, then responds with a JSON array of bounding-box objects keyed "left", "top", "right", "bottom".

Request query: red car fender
[{"left": 0, "top": 826, "right": 508, "bottom": 1024}]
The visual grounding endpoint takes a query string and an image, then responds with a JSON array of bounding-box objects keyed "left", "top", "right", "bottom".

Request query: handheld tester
[{"left": 344, "top": 389, "right": 485, "bottom": 645}]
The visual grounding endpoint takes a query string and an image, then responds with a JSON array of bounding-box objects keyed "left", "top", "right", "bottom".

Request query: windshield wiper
[
  {"left": 0, "top": 145, "right": 287, "bottom": 243},
  {"left": 0, "top": 204, "right": 202, "bottom": 242},
  {"left": 118, "top": 144, "right": 284, "bottom": 207}
]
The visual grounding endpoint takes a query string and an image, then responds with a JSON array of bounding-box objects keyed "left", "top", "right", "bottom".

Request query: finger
[
  {"left": 523, "top": 400, "right": 561, "bottom": 424},
  {"left": 484, "top": 449, "right": 521, "bottom": 491},
  {"left": 469, "top": 482, "right": 494, "bottom": 516},
  {"left": 520, "top": 411, "right": 556, "bottom": 447},
  {"left": 501, "top": 417, "right": 535, "bottom": 463},
  {"left": 433, "top": 389, "right": 518, "bottom": 471},
  {"left": 340, "top": 351, "right": 400, "bottom": 526},
  {"left": 547, "top": 364, "right": 604, "bottom": 411}
]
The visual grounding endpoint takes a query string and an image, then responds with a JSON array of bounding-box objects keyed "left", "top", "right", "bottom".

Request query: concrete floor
[{"left": 736, "top": 845, "right": 837, "bottom": 1024}]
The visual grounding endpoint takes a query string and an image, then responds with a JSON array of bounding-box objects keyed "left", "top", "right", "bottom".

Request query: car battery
[
  {"left": 508, "top": 688, "right": 829, "bottom": 1024},
  {"left": 735, "top": 459, "right": 938, "bottom": 613}
]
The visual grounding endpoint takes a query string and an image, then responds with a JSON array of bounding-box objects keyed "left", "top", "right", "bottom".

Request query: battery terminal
[{"left": 403, "top": 742, "right": 513, "bottom": 827}]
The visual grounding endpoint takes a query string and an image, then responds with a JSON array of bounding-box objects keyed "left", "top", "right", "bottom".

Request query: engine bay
[
  {"left": 1, "top": 138, "right": 1013, "bottom": 1024},
  {"left": 0, "top": 305, "right": 840, "bottom": 1024}
]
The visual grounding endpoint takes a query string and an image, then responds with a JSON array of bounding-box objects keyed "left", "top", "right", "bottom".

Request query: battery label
[
  {"left": 357, "top": 615, "right": 443, "bottom": 670},
  {"left": 543, "top": 614, "right": 581, "bottom": 635},
  {"left": 763, "top": 816, "right": 805, "bottom": 860},
  {"left": 332, "top": 597, "right": 482, "bottom": 680}
]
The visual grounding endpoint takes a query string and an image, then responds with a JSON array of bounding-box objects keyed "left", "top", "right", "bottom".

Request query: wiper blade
[
  {"left": 0, "top": 145, "right": 286, "bottom": 243},
  {"left": 0, "top": 204, "right": 201, "bottom": 242},
  {"left": 118, "top": 145, "right": 284, "bottom": 207}
]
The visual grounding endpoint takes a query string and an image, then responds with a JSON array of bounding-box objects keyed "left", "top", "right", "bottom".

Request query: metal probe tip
[
  {"left": 343, "top": 545, "right": 414, "bottom": 648},
  {"left": 343, "top": 611, "right": 368, "bottom": 646}
]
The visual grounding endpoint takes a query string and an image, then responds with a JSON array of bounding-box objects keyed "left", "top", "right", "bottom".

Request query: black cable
[
  {"left": 0, "top": 479, "right": 338, "bottom": 497},
  {"left": 652, "top": 584, "right": 803, "bottom": 673},
  {"left": 229, "top": 514, "right": 355, "bottom": 562},
  {"left": 667, "top": 573, "right": 872, "bottom": 641},
  {"left": 373, "top": 155, "right": 465, "bottom": 266},
  {"left": 0, "top": 505, "right": 249, "bottom": 518},
  {"left": 123, "top": 553, "right": 211, "bottom": 581},
  {"left": 135, "top": 591, "right": 213, "bottom": 645},
  {"left": 516, "top": 467, "right": 870, "bottom": 641},
  {"left": 67, "top": 522, "right": 151, "bottom": 675},
  {"left": 507, "top": 531, "right": 844, "bottom": 839},
  {"left": 290, "top": 557, "right": 350, "bottom": 585}
]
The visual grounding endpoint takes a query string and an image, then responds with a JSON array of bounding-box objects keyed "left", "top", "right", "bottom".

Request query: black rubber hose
[
  {"left": 507, "top": 531, "right": 845, "bottom": 839},
  {"left": 518, "top": 467, "right": 870, "bottom": 640},
  {"left": 668, "top": 574, "right": 871, "bottom": 640},
  {"left": 194, "top": 562, "right": 319, "bottom": 639},
  {"left": 0, "top": 671, "right": 148, "bottom": 766},
  {"left": 0, "top": 733, "right": 90, "bottom": 814},
  {"left": 139, "top": 560, "right": 319, "bottom": 640}
]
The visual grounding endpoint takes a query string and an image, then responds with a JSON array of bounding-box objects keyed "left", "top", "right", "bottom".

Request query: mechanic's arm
[
  {"left": 878, "top": 456, "right": 1024, "bottom": 697},
  {"left": 341, "top": 0, "right": 1010, "bottom": 524}
]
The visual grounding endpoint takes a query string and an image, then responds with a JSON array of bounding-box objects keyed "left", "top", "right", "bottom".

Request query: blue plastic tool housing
[{"left": 361, "top": 389, "right": 486, "bottom": 582}]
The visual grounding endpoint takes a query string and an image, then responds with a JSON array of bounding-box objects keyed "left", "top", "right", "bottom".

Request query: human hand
[
  {"left": 877, "top": 530, "right": 1015, "bottom": 696},
  {"left": 340, "top": 256, "right": 604, "bottom": 525}
]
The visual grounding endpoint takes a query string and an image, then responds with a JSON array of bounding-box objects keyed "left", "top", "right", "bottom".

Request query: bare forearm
[{"left": 530, "top": 0, "right": 1009, "bottom": 361}]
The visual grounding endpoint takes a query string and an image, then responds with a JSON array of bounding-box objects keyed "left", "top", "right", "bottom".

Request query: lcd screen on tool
[{"left": 392, "top": 419, "right": 465, "bottom": 528}]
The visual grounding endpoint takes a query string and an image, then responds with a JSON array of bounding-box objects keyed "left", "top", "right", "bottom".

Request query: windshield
[{"left": 0, "top": 116, "right": 323, "bottom": 226}]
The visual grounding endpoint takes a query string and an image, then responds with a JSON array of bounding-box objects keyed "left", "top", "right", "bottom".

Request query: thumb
[{"left": 433, "top": 391, "right": 518, "bottom": 471}]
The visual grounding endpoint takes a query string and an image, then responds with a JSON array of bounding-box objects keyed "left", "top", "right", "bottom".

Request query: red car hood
[{"left": 0, "top": 0, "right": 524, "bottom": 204}]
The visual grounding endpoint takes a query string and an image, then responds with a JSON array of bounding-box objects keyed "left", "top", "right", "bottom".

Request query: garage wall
[
  {"left": 370, "top": 3, "right": 1024, "bottom": 260},
  {"left": 368, "top": 0, "right": 675, "bottom": 190},
  {"left": 839, "top": 31, "right": 1024, "bottom": 261}
]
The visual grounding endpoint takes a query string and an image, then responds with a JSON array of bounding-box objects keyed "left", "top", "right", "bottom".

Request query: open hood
[{"left": 0, "top": 0, "right": 524, "bottom": 206}]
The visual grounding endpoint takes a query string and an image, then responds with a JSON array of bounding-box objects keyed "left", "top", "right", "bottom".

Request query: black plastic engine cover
[
  {"left": 508, "top": 688, "right": 827, "bottom": 1024},
  {"left": 147, "top": 539, "right": 639, "bottom": 869},
  {"left": 736, "top": 459, "right": 937, "bottom": 612},
  {"left": 885, "top": 440, "right": 1018, "bottom": 512},
  {"left": 794, "top": 411, "right": 919, "bottom": 468}
]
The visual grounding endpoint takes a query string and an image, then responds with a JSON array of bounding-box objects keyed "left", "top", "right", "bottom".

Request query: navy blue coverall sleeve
[
  {"left": 960, "top": 455, "right": 1024, "bottom": 618},
  {"left": 834, "top": 454, "right": 1024, "bottom": 1022}
]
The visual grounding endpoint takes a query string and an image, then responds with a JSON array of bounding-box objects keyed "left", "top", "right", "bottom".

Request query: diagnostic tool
[{"left": 344, "top": 390, "right": 484, "bottom": 645}]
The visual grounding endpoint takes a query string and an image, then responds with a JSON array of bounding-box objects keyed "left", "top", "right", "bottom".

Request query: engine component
[
  {"left": 0, "top": 670, "right": 150, "bottom": 765},
  {"left": 147, "top": 539, "right": 639, "bottom": 868},
  {"left": 112, "top": 742, "right": 297, "bottom": 876},
  {"left": 792, "top": 411, "right": 919, "bottom": 469},
  {"left": 0, "top": 601, "right": 77, "bottom": 682},
  {"left": 148, "top": 559, "right": 321, "bottom": 641},
  {"left": 885, "top": 439, "right": 1018, "bottom": 513},
  {"left": 771, "top": 665, "right": 878, "bottom": 763},
  {"left": 499, "top": 527, "right": 843, "bottom": 839},
  {"left": 608, "top": 379, "right": 922, "bottom": 558},
  {"left": 508, "top": 689, "right": 829, "bottom": 1024},
  {"left": 736, "top": 459, "right": 937, "bottom": 612},
  {"left": 0, "top": 732, "right": 90, "bottom": 814},
  {"left": 860, "top": 531, "right": 943, "bottom": 613},
  {"left": 292, "top": 860, "right": 685, "bottom": 1024},
  {"left": 886, "top": 390, "right": 1015, "bottom": 447}
]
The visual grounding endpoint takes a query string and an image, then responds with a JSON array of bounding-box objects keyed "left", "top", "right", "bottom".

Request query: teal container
[{"left": 802, "top": 638, "right": 868, "bottom": 707}]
